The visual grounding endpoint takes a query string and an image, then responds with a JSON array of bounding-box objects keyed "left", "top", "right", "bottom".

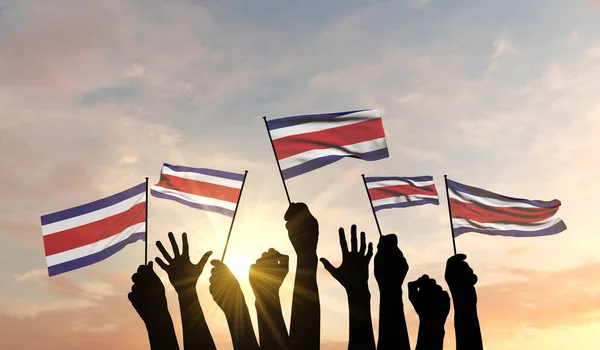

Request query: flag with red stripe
[
  {"left": 266, "top": 109, "right": 389, "bottom": 179},
  {"left": 365, "top": 176, "right": 439, "bottom": 211},
  {"left": 41, "top": 183, "right": 147, "bottom": 276},
  {"left": 151, "top": 164, "right": 245, "bottom": 217},
  {"left": 447, "top": 179, "right": 567, "bottom": 237}
]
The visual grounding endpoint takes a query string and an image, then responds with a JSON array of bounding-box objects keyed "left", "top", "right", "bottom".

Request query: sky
[{"left": 1, "top": 0, "right": 600, "bottom": 348}]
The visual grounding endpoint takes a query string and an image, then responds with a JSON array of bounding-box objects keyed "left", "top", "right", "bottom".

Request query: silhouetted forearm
[
  {"left": 224, "top": 301, "right": 260, "bottom": 350},
  {"left": 256, "top": 294, "right": 289, "bottom": 350},
  {"left": 453, "top": 296, "right": 483, "bottom": 350},
  {"left": 377, "top": 289, "right": 410, "bottom": 350},
  {"left": 178, "top": 288, "right": 216, "bottom": 350},
  {"left": 145, "top": 306, "right": 180, "bottom": 350},
  {"left": 348, "top": 290, "right": 376, "bottom": 350},
  {"left": 415, "top": 321, "right": 444, "bottom": 350},
  {"left": 290, "top": 254, "right": 320, "bottom": 350}
]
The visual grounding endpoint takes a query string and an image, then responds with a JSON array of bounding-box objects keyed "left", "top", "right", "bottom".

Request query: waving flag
[
  {"left": 265, "top": 109, "right": 389, "bottom": 180},
  {"left": 365, "top": 176, "right": 439, "bottom": 212},
  {"left": 151, "top": 164, "right": 246, "bottom": 217},
  {"left": 41, "top": 183, "right": 147, "bottom": 276},
  {"left": 447, "top": 179, "right": 566, "bottom": 237}
]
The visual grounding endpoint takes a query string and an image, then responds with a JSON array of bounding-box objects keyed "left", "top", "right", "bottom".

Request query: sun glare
[{"left": 223, "top": 254, "right": 253, "bottom": 278}]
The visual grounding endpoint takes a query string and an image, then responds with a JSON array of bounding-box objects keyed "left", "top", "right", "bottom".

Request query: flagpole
[
  {"left": 263, "top": 116, "right": 291, "bottom": 204},
  {"left": 145, "top": 177, "right": 149, "bottom": 265},
  {"left": 443, "top": 175, "right": 458, "bottom": 255},
  {"left": 361, "top": 174, "right": 383, "bottom": 237},
  {"left": 221, "top": 170, "right": 249, "bottom": 262}
]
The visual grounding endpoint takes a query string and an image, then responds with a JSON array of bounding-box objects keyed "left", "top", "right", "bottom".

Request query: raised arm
[
  {"left": 284, "top": 203, "right": 320, "bottom": 350},
  {"left": 209, "top": 260, "right": 260, "bottom": 350},
  {"left": 373, "top": 234, "right": 410, "bottom": 350},
  {"left": 249, "top": 248, "right": 290, "bottom": 350},
  {"left": 408, "top": 275, "right": 450, "bottom": 350},
  {"left": 320, "top": 225, "right": 375, "bottom": 350},
  {"left": 155, "top": 232, "right": 215, "bottom": 350},
  {"left": 128, "top": 262, "right": 180, "bottom": 350},
  {"left": 445, "top": 254, "right": 484, "bottom": 350}
]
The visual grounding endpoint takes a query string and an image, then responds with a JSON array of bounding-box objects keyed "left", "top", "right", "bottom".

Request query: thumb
[
  {"left": 319, "top": 258, "right": 337, "bottom": 276},
  {"left": 147, "top": 261, "right": 153, "bottom": 269}
]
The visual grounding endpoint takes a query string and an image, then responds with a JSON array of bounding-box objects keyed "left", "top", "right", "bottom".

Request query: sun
[{"left": 222, "top": 254, "right": 253, "bottom": 279}]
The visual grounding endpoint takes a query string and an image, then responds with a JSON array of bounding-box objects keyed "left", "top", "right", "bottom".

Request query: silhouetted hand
[
  {"left": 129, "top": 263, "right": 180, "bottom": 350},
  {"left": 285, "top": 203, "right": 319, "bottom": 256},
  {"left": 155, "top": 232, "right": 212, "bottom": 293},
  {"left": 445, "top": 254, "right": 483, "bottom": 350},
  {"left": 408, "top": 275, "right": 450, "bottom": 325},
  {"left": 210, "top": 260, "right": 260, "bottom": 350},
  {"left": 209, "top": 260, "right": 244, "bottom": 315},
  {"left": 249, "top": 248, "right": 289, "bottom": 299},
  {"left": 128, "top": 262, "right": 167, "bottom": 322},
  {"left": 374, "top": 234, "right": 408, "bottom": 291},
  {"left": 445, "top": 253, "right": 478, "bottom": 303},
  {"left": 321, "top": 225, "right": 373, "bottom": 294},
  {"left": 250, "top": 249, "right": 290, "bottom": 350}
]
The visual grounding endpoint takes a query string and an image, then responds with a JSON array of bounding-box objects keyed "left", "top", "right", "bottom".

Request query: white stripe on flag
[
  {"left": 451, "top": 216, "right": 563, "bottom": 232},
  {"left": 269, "top": 109, "right": 380, "bottom": 141},
  {"left": 278, "top": 137, "right": 388, "bottom": 170},
  {"left": 161, "top": 166, "right": 243, "bottom": 189},
  {"left": 449, "top": 188, "right": 544, "bottom": 209},
  {"left": 41, "top": 192, "right": 146, "bottom": 236},
  {"left": 367, "top": 179, "right": 434, "bottom": 189},
  {"left": 151, "top": 186, "right": 238, "bottom": 210},
  {"left": 46, "top": 222, "right": 146, "bottom": 267},
  {"left": 372, "top": 194, "right": 439, "bottom": 208}
]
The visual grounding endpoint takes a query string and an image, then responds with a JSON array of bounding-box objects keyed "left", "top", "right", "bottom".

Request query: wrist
[
  {"left": 176, "top": 286, "right": 198, "bottom": 297},
  {"left": 418, "top": 318, "right": 446, "bottom": 334},
  {"left": 254, "top": 290, "right": 280, "bottom": 304},
  {"left": 347, "top": 287, "right": 371, "bottom": 303},
  {"left": 297, "top": 253, "right": 318, "bottom": 267}
]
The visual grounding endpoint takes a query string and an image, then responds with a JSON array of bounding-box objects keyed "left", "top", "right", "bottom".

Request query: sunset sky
[{"left": 2, "top": 0, "right": 600, "bottom": 349}]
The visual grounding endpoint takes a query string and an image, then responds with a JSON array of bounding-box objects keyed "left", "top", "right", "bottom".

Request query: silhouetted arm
[
  {"left": 209, "top": 260, "right": 260, "bottom": 350},
  {"left": 445, "top": 254, "right": 484, "bottom": 350},
  {"left": 408, "top": 275, "right": 450, "bottom": 350},
  {"left": 321, "top": 225, "right": 376, "bottom": 350},
  {"left": 128, "top": 262, "right": 180, "bottom": 350},
  {"left": 155, "top": 232, "right": 215, "bottom": 350},
  {"left": 249, "top": 249, "right": 290, "bottom": 350},
  {"left": 374, "top": 234, "right": 410, "bottom": 350},
  {"left": 284, "top": 203, "right": 320, "bottom": 350}
]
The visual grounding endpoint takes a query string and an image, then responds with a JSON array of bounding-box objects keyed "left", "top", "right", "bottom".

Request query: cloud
[
  {"left": 80, "top": 85, "right": 142, "bottom": 106},
  {"left": 492, "top": 33, "right": 517, "bottom": 59}
]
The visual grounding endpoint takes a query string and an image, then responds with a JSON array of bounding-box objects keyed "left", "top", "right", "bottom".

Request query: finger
[
  {"left": 472, "top": 273, "right": 478, "bottom": 285},
  {"left": 147, "top": 261, "right": 154, "bottom": 269},
  {"left": 279, "top": 254, "right": 289, "bottom": 267},
  {"left": 378, "top": 233, "right": 398, "bottom": 249},
  {"left": 198, "top": 251, "right": 213, "bottom": 269},
  {"left": 155, "top": 257, "right": 168, "bottom": 271},
  {"left": 156, "top": 241, "right": 173, "bottom": 262},
  {"left": 168, "top": 232, "right": 180, "bottom": 257},
  {"left": 319, "top": 258, "right": 337, "bottom": 277},
  {"left": 131, "top": 273, "right": 138, "bottom": 283},
  {"left": 407, "top": 280, "right": 419, "bottom": 299},
  {"left": 338, "top": 228, "right": 349, "bottom": 255},
  {"left": 448, "top": 253, "right": 467, "bottom": 264},
  {"left": 365, "top": 242, "right": 373, "bottom": 261},
  {"left": 210, "top": 259, "right": 222, "bottom": 267},
  {"left": 182, "top": 232, "right": 189, "bottom": 257},
  {"left": 350, "top": 225, "right": 357, "bottom": 252},
  {"left": 284, "top": 202, "right": 309, "bottom": 221},
  {"left": 127, "top": 292, "right": 134, "bottom": 302},
  {"left": 359, "top": 231, "right": 366, "bottom": 255}
]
